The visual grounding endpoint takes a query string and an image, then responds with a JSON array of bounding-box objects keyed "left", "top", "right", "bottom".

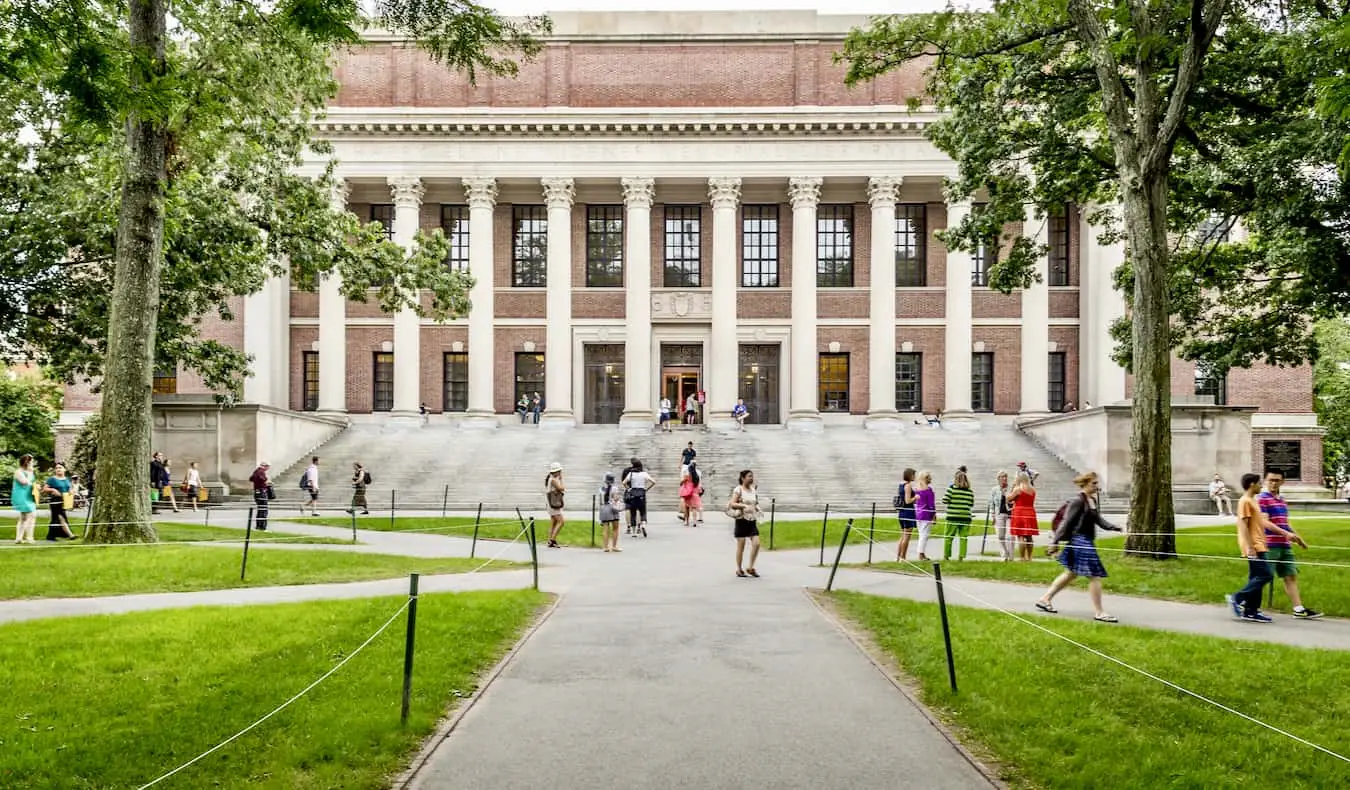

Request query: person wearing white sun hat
[{"left": 544, "top": 462, "right": 566, "bottom": 548}]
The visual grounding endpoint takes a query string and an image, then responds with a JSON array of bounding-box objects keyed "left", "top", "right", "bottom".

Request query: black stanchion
[
  {"left": 933, "top": 563, "right": 958, "bottom": 693},
  {"left": 1268, "top": 578, "right": 1275, "bottom": 609},
  {"left": 979, "top": 504, "right": 992, "bottom": 556},
  {"left": 240, "top": 507, "right": 255, "bottom": 581},
  {"left": 470, "top": 503, "right": 483, "bottom": 559},
  {"left": 515, "top": 507, "right": 527, "bottom": 535},
  {"left": 769, "top": 498, "right": 776, "bottom": 550},
  {"left": 867, "top": 502, "right": 877, "bottom": 566},
  {"left": 590, "top": 494, "right": 597, "bottom": 548},
  {"left": 350, "top": 507, "right": 358, "bottom": 544},
  {"left": 527, "top": 518, "right": 540, "bottom": 591},
  {"left": 826, "top": 518, "right": 854, "bottom": 592},
  {"left": 400, "top": 572, "right": 420, "bottom": 725},
  {"left": 204, "top": 507, "right": 210, "bottom": 529},
  {"left": 390, "top": 490, "right": 396, "bottom": 531},
  {"left": 441, "top": 485, "right": 449, "bottom": 519},
  {"left": 818, "top": 504, "right": 831, "bottom": 566}
]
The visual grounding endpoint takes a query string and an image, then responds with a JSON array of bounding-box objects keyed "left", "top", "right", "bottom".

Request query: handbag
[
  {"left": 546, "top": 490, "right": 564, "bottom": 509},
  {"left": 62, "top": 492, "right": 74, "bottom": 510},
  {"left": 266, "top": 484, "right": 276, "bottom": 501}
]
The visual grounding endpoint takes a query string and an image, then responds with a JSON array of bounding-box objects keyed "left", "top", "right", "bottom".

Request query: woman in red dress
[{"left": 1008, "top": 471, "right": 1040, "bottom": 561}]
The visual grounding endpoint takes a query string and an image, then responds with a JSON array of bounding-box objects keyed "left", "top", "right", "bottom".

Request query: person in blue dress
[
  {"left": 11, "top": 454, "right": 38, "bottom": 544},
  {"left": 43, "top": 462, "right": 77, "bottom": 540}
]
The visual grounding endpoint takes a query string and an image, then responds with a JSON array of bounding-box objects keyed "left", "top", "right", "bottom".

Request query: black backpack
[{"left": 363, "top": 470, "right": 372, "bottom": 485}]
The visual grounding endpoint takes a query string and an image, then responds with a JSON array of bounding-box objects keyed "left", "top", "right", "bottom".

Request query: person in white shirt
[
  {"left": 302, "top": 456, "right": 321, "bottom": 516},
  {"left": 1208, "top": 474, "right": 1232, "bottom": 516},
  {"left": 659, "top": 397, "right": 673, "bottom": 432}
]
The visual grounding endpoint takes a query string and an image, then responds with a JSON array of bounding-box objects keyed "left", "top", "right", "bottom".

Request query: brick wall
[
  {"left": 344, "top": 326, "right": 393, "bottom": 413},
  {"left": 420, "top": 325, "right": 469, "bottom": 412},
  {"left": 1251, "top": 434, "right": 1323, "bottom": 485},
  {"left": 819, "top": 327, "right": 870, "bottom": 414},
  {"left": 288, "top": 327, "right": 318, "bottom": 411},
  {"left": 493, "top": 327, "right": 547, "bottom": 415},
  {"left": 897, "top": 326, "right": 945, "bottom": 415},
  {"left": 175, "top": 298, "right": 245, "bottom": 394},
  {"left": 1049, "top": 326, "right": 1082, "bottom": 411},
  {"left": 973, "top": 326, "right": 1023, "bottom": 414},
  {"left": 817, "top": 291, "right": 869, "bottom": 319}
]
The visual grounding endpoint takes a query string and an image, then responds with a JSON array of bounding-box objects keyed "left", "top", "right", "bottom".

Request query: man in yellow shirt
[{"left": 1226, "top": 473, "right": 1297, "bottom": 622}]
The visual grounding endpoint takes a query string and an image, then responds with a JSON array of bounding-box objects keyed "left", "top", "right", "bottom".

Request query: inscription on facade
[
  {"left": 652, "top": 290, "right": 713, "bottom": 321},
  {"left": 1263, "top": 440, "right": 1302, "bottom": 480}
]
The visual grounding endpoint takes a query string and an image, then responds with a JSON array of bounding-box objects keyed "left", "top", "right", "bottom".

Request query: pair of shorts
[
  {"left": 734, "top": 518, "right": 759, "bottom": 539},
  {"left": 1266, "top": 545, "right": 1298, "bottom": 578},
  {"left": 307, "top": 487, "right": 319, "bottom": 502}
]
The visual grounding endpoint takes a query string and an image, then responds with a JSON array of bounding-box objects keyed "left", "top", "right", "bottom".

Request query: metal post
[
  {"left": 867, "top": 502, "right": 877, "bottom": 566},
  {"left": 933, "top": 563, "right": 958, "bottom": 693},
  {"left": 351, "top": 507, "right": 358, "bottom": 544},
  {"left": 204, "top": 507, "right": 210, "bottom": 530},
  {"left": 590, "top": 494, "right": 597, "bottom": 548},
  {"left": 826, "top": 519, "right": 854, "bottom": 592},
  {"left": 1267, "top": 577, "right": 1275, "bottom": 609},
  {"left": 400, "top": 572, "right": 420, "bottom": 725},
  {"left": 818, "top": 504, "right": 831, "bottom": 566},
  {"left": 769, "top": 498, "right": 776, "bottom": 550},
  {"left": 979, "top": 503, "right": 992, "bottom": 556},
  {"left": 528, "top": 518, "right": 540, "bottom": 591},
  {"left": 390, "top": 489, "right": 396, "bottom": 531},
  {"left": 470, "top": 503, "right": 482, "bottom": 559},
  {"left": 441, "top": 485, "right": 449, "bottom": 518},
  {"left": 240, "top": 507, "right": 255, "bottom": 581}
]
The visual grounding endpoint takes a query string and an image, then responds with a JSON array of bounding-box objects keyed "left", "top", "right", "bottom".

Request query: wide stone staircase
[{"left": 268, "top": 417, "right": 1082, "bottom": 517}]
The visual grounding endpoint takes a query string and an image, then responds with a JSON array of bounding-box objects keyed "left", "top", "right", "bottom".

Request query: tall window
[
  {"left": 512, "top": 206, "right": 547, "bottom": 287},
  {"left": 369, "top": 204, "right": 395, "bottom": 240},
  {"left": 816, "top": 205, "right": 854, "bottom": 287},
  {"left": 1195, "top": 364, "right": 1228, "bottom": 405},
  {"left": 741, "top": 205, "right": 779, "bottom": 287},
  {"left": 895, "top": 353, "right": 922, "bottom": 412},
  {"left": 896, "top": 204, "right": 927, "bottom": 287},
  {"left": 971, "top": 352, "right": 994, "bottom": 412},
  {"left": 818, "top": 353, "right": 850, "bottom": 412},
  {"left": 1048, "top": 205, "right": 1071, "bottom": 286},
  {"left": 441, "top": 205, "right": 470, "bottom": 271},
  {"left": 971, "top": 203, "right": 992, "bottom": 287},
  {"left": 302, "top": 352, "right": 319, "bottom": 411},
  {"left": 152, "top": 365, "right": 177, "bottom": 395},
  {"left": 443, "top": 352, "right": 468, "bottom": 412},
  {"left": 514, "top": 352, "right": 546, "bottom": 407},
  {"left": 664, "top": 206, "right": 701, "bottom": 287},
  {"left": 372, "top": 352, "right": 394, "bottom": 412},
  {"left": 586, "top": 205, "right": 624, "bottom": 287},
  {"left": 1048, "top": 352, "right": 1067, "bottom": 412}
]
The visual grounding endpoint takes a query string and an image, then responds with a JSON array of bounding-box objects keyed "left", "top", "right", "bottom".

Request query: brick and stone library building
[{"left": 58, "top": 11, "right": 1324, "bottom": 486}]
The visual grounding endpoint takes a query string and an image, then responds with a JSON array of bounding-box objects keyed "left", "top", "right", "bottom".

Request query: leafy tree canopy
[
  {"left": 1314, "top": 319, "right": 1350, "bottom": 482},
  {"left": 0, "top": 370, "right": 62, "bottom": 472}
]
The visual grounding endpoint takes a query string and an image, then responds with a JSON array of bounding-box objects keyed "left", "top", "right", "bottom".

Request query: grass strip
[
  {"left": 0, "top": 590, "right": 548, "bottom": 789},
  {"left": 299, "top": 515, "right": 601, "bottom": 545},
  {"left": 1, "top": 521, "right": 345, "bottom": 545}
]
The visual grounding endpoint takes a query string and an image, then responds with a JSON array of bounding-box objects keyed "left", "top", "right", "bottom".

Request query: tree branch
[
  {"left": 1067, "top": 0, "right": 1138, "bottom": 162},
  {"left": 1145, "top": 0, "right": 1229, "bottom": 176}
]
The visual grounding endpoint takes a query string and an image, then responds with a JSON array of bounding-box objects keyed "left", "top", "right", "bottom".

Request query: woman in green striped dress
[{"left": 942, "top": 470, "right": 976, "bottom": 561}]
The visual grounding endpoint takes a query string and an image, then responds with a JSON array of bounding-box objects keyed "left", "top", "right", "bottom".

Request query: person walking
[
  {"left": 681, "top": 442, "right": 697, "bottom": 469},
  {"left": 1008, "top": 471, "right": 1040, "bottom": 561},
  {"left": 544, "top": 462, "right": 566, "bottom": 548},
  {"left": 348, "top": 463, "right": 370, "bottom": 515},
  {"left": 684, "top": 392, "right": 698, "bottom": 425},
  {"left": 183, "top": 461, "right": 203, "bottom": 512},
  {"left": 687, "top": 460, "right": 705, "bottom": 525},
  {"left": 249, "top": 461, "right": 272, "bottom": 531},
  {"left": 43, "top": 462, "right": 77, "bottom": 540},
  {"left": 990, "top": 470, "right": 1013, "bottom": 561},
  {"left": 895, "top": 468, "right": 917, "bottom": 562},
  {"left": 598, "top": 472, "right": 624, "bottom": 552},
  {"left": 1258, "top": 471, "right": 1321, "bottom": 619},
  {"left": 162, "top": 458, "right": 182, "bottom": 512},
  {"left": 301, "top": 456, "right": 320, "bottom": 516},
  {"left": 622, "top": 460, "right": 655, "bottom": 538},
  {"left": 1209, "top": 474, "right": 1233, "bottom": 516},
  {"left": 942, "top": 469, "right": 976, "bottom": 562},
  {"left": 1035, "top": 471, "right": 1123, "bottom": 622},
  {"left": 11, "top": 455, "right": 38, "bottom": 544},
  {"left": 727, "top": 469, "right": 761, "bottom": 578},
  {"left": 1226, "top": 472, "right": 1291, "bottom": 622},
  {"left": 679, "top": 464, "right": 703, "bottom": 527},
  {"left": 912, "top": 470, "right": 937, "bottom": 561}
]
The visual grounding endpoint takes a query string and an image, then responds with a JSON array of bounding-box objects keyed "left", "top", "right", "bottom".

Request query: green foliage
[
  {"left": 1314, "top": 319, "right": 1350, "bottom": 481},
  {"left": 0, "top": 372, "right": 61, "bottom": 469},
  {"left": 66, "top": 413, "right": 101, "bottom": 482}
]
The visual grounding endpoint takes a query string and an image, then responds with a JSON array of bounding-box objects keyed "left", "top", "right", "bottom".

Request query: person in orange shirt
[{"left": 1226, "top": 473, "right": 1297, "bottom": 622}]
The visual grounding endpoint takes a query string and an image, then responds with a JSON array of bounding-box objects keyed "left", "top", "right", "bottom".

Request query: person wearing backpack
[
  {"left": 1008, "top": 471, "right": 1040, "bottom": 561},
  {"left": 894, "top": 468, "right": 917, "bottom": 561},
  {"left": 622, "top": 460, "right": 655, "bottom": 538},
  {"left": 598, "top": 471, "right": 624, "bottom": 552},
  {"left": 300, "top": 456, "right": 320, "bottom": 516},
  {"left": 1035, "top": 471, "right": 1122, "bottom": 622},
  {"left": 348, "top": 462, "right": 370, "bottom": 515}
]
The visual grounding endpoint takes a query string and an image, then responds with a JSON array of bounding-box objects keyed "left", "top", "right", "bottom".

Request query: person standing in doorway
[
  {"left": 184, "top": 461, "right": 203, "bottom": 512},
  {"left": 11, "top": 455, "right": 37, "bottom": 544},
  {"left": 1258, "top": 471, "right": 1321, "bottom": 619},
  {"left": 990, "top": 470, "right": 1013, "bottom": 561},
  {"left": 250, "top": 461, "right": 272, "bottom": 531},
  {"left": 684, "top": 391, "right": 698, "bottom": 425},
  {"left": 942, "top": 469, "right": 976, "bottom": 561},
  {"left": 544, "top": 463, "right": 566, "bottom": 548},
  {"left": 895, "top": 468, "right": 917, "bottom": 561},
  {"left": 623, "top": 460, "right": 655, "bottom": 537},
  {"left": 659, "top": 396, "right": 673, "bottom": 432},
  {"left": 1036, "top": 471, "right": 1122, "bottom": 622},
  {"left": 1226, "top": 473, "right": 1281, "bottom": 622},
  {"left": 912, "top": 470, "right": 937, "bottom": 561},
  {"left": 43, "top": 462, "right": 77, "bottom": 540},
  {"left": 516, "top": 394, "right": 530, "bottom": 423},
  {"left": 1008, "top": 471, "right": 1040, "bottom": 561},
  {"left": 348, "top": 463, "right": 370, "bottom": 514},
  {"left": 531, "top": 392, "right": 542, "bottom": 424},
  {"left": 598, "top": 472, "right": 624, "bottom": 552},
  {"left": 302, "top": 456, "right": 320, "bottom": 516},
  {"left": 727, "top": 469, "right": 761, "bottom": 578}
]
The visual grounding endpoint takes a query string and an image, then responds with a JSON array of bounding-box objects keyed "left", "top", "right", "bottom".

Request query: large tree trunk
[
  {"left": 88, "top": 0, "right": 168, "bottom": 544},
  {"left": 1121, "top": 168, "right": 1177, "bottom": 557}
]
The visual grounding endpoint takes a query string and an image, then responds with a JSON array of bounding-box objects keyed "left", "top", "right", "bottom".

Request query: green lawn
[
  {"left": 0, "top": 545, "right": 525, "bottom": 600},
  {"left": 298, "top": 515, "right": 601, "bottom": 546},
  {"left": 0, "top": 590, "right": 548, "bottom": 789},
  {"left": 1, "top": 520, "right": 344, "bottom": 544},
  {"left": 830, "top": 592, "right": 1350, "bottom": 789},
  {"left": 859, "top": 515, "right": 1350, "bottom": 616}
]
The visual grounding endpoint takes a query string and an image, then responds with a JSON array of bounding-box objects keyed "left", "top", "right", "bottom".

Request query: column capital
[
  {"left": 788, "top": 176, "right": 823, "bottom": 210},
  {"left": 867, "top": 176, "right": 901, "bottom": 208},
  {"left": 707, "top": 176, "right": 742, "bottom": 210},
  {"left": 387, "top": 176, "right": 424, "bottom": 208},
  {"left": 541, "top": 177, "right": 576, "bottom": 209},
  {"left": 621, "top": 177, "right": 656, "bottom": 209},
  {"left": 328, "top": 178, "right": 350, "bottom": 209},
  {"left": 463, "top": 177, "right": 498, "bottom": 209}
]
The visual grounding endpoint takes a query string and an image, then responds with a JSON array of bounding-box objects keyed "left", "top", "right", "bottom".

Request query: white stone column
[
  {"left": 866, "top": 176, "right": 901, "bottom": 429},
  {"left": 1091, "top": 204, "right": 1128, "bottom": 405},
  {"left": 317, "top": 179, "right": 349, "bottom": 415},
  {"left": 943, "top": 199, "right": 976, "bottom": 421},
  {"left": 707, "top": 177, "right": 742, "bottom": 430},
  {"left": 1020, "top": 202, "right": 1051, "bottom": 419},
  {"left": 243, "top": 265, "right": 289, "bottom": 408},
  {"left": 620, "top": 177, "right": 656, "bottom": 430},
  {"left": 787, "top": 176, "right": 823, "bottom": 431},
  {"left": 388, "top": 176, "right": 424, "bottom": 418},
  {"left": 463, "top": 177, "right": 498, "bottom": 428},
  {"left": 540, "top": 177, "right": 575, "bottom": 428}
]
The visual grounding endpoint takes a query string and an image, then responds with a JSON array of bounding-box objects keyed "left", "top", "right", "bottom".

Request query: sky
[{"left": 487, "top": 1, "right": 971, "bottom": 13}]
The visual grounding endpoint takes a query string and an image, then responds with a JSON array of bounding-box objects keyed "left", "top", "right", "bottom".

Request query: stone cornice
[{"left": 313, "top": 106, "right": 941, "bottom": 139}]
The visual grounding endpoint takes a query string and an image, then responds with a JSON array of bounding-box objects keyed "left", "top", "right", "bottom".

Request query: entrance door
[
  {"left": 738, "top": 344, "right": 781, "bottom": 424},
  {"left": 583, "top": 344, "right": 625, "bottom": 424},
  {"left": 660, "top": 343, "right": 704, "bottom": 421}
]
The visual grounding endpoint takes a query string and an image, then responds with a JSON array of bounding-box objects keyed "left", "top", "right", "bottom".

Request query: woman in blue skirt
[{"left": 1035, "top": 471, "right": 1123, "bottom": 622}]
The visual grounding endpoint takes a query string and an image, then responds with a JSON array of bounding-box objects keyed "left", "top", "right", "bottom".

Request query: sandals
[
  {"left": 1094, "top": 614, "right": 1119, "bottom": 623},
  {"left": 1035, "top": 601, "right": 1058, "bottom": 614},
  {"left": 736, "top": 570, "right": 748, "bottom": 578},
  {"left": 746, "top": 569, "right": 759, "bottom": 578}
]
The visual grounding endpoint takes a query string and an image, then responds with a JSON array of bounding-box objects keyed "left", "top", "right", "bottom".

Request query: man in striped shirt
[
  {"left": 942, "top": 469, "right": 977, "bottom": 561},
  {"left": 1259, "top": 472, "right": 1322, "bottom": 619}
]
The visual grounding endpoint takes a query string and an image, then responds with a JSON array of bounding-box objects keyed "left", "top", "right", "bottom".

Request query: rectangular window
[
  {"left": 818, "top": 353, "right": 850, "bottom": 412},
  {"left": 302, "top": 352, "right": 319, "bottom": 411},
  {"left": 1195, "top": 365, "right": 1228, "bottom": 406},
  {"left": 816, "top": 205, "right": 854, "bottom": 287},
  {"left": 585, "top": 205, "right": 624, "bottom": 287},
  {"left": 369, "top": 204, "right": 395, "bottom": 241},
  {"left": 741, "top": 205, "right": 780, "bottom": 287},
  {"left": 512, "top": 206, "right": 548, "bottom": 287},
  {"left": 441, "top": 205, "right": 471, "bottom": 271},
  {"left": 1048, "top": 352, "right": 1067, "bottom": 412},
  {"left": 514, "top": 352, "right": 546, "bottom": 408},
  {"left": 971, "top": 352, "right": 994, "bottom": 412},
  {"left": 971, "top": 203, "right": 991, "bottom": 287},
  {"left": 895, "top": 353, "right": 922, "bottom": 412},
  {"left": 372, "top": 352, "right": 394, "bottom": 412},
  {"left": 663, "top": 205, "right": 701, "bottom": 287},
  {"left": 152, "top": 365, "right": 177, "bottom": 395},
  {"left": 1048, "top": 205, "right": 1071, "bottom": 286},
  {"left": 442, "top": 352, "right": 468, "bottom": 412},
  {"left": 896, "top": 204, "right": 927, "bottom": 287}
]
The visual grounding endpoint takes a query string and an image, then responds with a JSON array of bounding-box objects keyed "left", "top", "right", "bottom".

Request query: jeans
[
  {"left": 943, "top": 520, "right": 970, "bottom": 561},
  {"left": 1234, "top": 552, "right": 1273, "bottom": 615}
]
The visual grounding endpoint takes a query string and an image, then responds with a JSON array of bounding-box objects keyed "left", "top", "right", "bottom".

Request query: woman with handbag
[
  {"left": 598, "top": 471, "right": 624, "bottom": 552},
  {"left": 727, "top": 469, "right": 761, "bottom": 578},
  {"left": 679, "top": 465, "right": 703, "bottom": 527},
  {"left": 545, "top": 462, "right": 566, "bottom": 548},
  {"left": 1035, "top": 471, "right": 1122, "bottom": 622},
  {"left": 184, "top": 461, "right": 203, "bottom": 512},
  {"left": 42, "top": 462, "right": 77, "bottom": 540}
]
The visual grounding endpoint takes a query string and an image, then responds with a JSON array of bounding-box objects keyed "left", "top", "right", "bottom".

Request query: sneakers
[
  {"left": 1293, "top": 608, "right": 1324, "bottom": 620},
  {"left": 1242, "top": 612, "right": 1274, "bottom": 623},
  {"left": 1225, "top": 594, "right": 1243, "bottom": 620}
]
